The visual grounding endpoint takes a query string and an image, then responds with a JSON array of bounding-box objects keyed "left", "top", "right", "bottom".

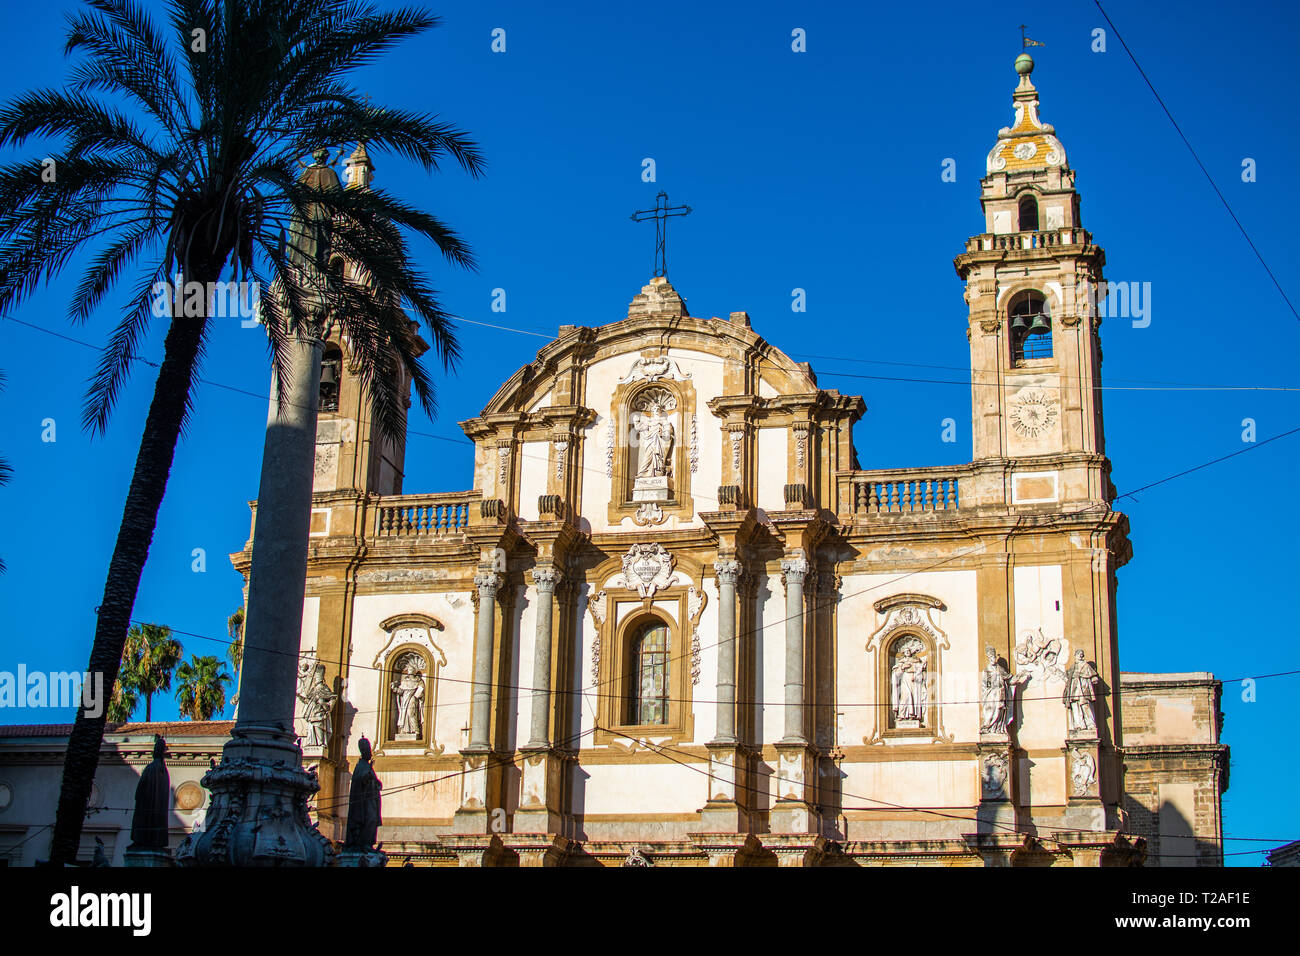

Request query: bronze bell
[
  {"left": 1027, "top": 314, "right": 1051, "bottom": 336},
  {"left": 320, "top": 362, "right": 339, "bottom": 387}
]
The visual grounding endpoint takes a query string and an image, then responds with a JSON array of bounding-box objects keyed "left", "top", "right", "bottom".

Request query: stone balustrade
[
  {"left": 964, "top": 228, "right": 1091, "bottom": 253},
  {"left": 372, "top": 490, "right": 478, "bottom": 539},
  {"left": 841, "top": 467, "right": 964, "bottom": 518}
]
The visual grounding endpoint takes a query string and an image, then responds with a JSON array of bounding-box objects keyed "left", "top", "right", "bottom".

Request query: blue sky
[{"left": 0, "top": 1, "right": 1296, "bottom": 863}]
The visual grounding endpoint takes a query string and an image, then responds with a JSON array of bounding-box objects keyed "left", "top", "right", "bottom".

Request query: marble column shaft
[
  {"left": 469, "top": 571, "right": 502, "bottom": 751},
  {"left": 527, "top": 567, "right": 561, "bottom": 748},
  {"left": 780, "top": 555, "right": 809, "bottom": 743},
  {"left": 712, "top": 559, "right": 741, "bottom": 743}
]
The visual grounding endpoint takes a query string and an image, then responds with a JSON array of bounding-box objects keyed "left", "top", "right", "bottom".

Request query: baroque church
[{"left": 241, "top": 54, "right": 1228, "bottom": 866}]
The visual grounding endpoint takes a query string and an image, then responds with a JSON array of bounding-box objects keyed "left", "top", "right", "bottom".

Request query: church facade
[{"left": 231, "top": 55, "right": 1227, "bottom": 866}]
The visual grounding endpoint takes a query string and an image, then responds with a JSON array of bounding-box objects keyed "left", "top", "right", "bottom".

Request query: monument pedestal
[
  {"left": 975, "top": 733, "right": 1017, "bottom": 831},
  {"left": 513, "top": 747, "right": 566, "bottom": 835},
  {"left": 123, "top": 846, "right": 174, "bottom": 868},
  {"left": 176, "top": 724, "right": 335, "bottom": 867}
]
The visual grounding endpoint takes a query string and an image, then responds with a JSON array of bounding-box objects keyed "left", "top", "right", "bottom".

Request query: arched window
[
  {"left": 628, "top": 620, "right": 670, "bottom": 725},
  {"left": 1010, "top": 291, "right": 1052, "bottom": 364},
  {"left": 1018, "top": 194, "right": 1039, "bottom": 232},
  {"left": 320, "top": 346, "right": 342, "bottom": 412}
]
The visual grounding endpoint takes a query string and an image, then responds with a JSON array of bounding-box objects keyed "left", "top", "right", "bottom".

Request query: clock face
[{"left": 1010, "top": 388, "right": 1059, "bottom": 438}]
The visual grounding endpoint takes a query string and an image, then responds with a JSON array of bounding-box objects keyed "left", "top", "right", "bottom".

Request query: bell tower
[
  {"left": 955, "top": 53, "right": 1110, "bottom": 507},
  {"left": 312, "top": 142, "right": 426, "bottom": 496}
]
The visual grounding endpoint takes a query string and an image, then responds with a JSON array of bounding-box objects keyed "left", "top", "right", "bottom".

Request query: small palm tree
[
  {"left": 1, "top": 0, "right": 481, "bottom": 864},
  {"left": 106, "top": 670, "right": 138, "bottom": 723},
  {"left": 175, "top": 655, "right": 232, "bottom": 721},
  {"left": 226, "top": 606, "right": 244, "bottom": 677},
  {"left": 122, "top": 623, "right": 182, "bottom": 722}
]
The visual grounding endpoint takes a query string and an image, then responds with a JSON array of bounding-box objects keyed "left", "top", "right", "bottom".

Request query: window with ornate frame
[{"left": 592, "top": 591, "right": 695, "bottom": 745}]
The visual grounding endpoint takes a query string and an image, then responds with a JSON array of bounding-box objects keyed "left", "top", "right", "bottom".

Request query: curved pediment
[{"left": 469, "top": 278, "right": 825, "bottom": 419}]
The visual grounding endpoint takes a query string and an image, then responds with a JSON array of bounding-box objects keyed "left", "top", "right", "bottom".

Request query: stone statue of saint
[
  {"left": 890, "top": 641, "right": 927, "bottom": 724},
  {"left": 391, "top": 658, "right": 425, "bottom": 738},
  {"left": 634, "top": 404, "right": 675, "bottom": 479},
  {"left": 297, "top": 663, "right": 338, "bottom": 748},
  {"left": 1064, "top": 650, "right": 1099, "bottom": 734},
  {"left": 980, "top": 646, "right": 1012, "bottom": 734},
  {"left": 129, "top": 735, "right": 171, "bottom": 850},
  {"left": 344, "top": 736, "right": 383, "bottom": 852},
  {"left": 288, "top": 147, "right": 342, "bottom": 272}
]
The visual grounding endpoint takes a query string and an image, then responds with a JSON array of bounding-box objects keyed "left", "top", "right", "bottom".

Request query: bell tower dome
[{"left": 955, "top": 54, "right": 1111, "bottom": 507}]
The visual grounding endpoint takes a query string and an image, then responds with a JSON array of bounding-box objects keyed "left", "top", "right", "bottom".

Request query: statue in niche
[
  {"left": 889, "top": 638, "right": 928, "bottom": 725},
  {"left": 1064, "top": 650, "right": 1099, "bottom": 735},
  {"left": 297, "top": 662, "right": 338, "bottom": 748},
  {"left": 632, "top": 388, "right": 676, "bottom": 480},
  {"left": 980, "top": 646, "right": 1013, "bottom": 735},
  {"left": 390, "top": 654, "right": 426, "bottom": 739}
]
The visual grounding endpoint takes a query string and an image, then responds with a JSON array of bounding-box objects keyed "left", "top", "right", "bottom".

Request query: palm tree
[
  {"left": 226, "top": 605, "right": 244, "bottom": 677},
  {"left": 0, "top": 371, "right": 9, "bottom": 574},
  {"left": 106, "top": 670, "right": 138, "bottom": 723},
  {"left": 0, "top": 0, "right": 481, "bottom": 864},
  {"left": 174, "top": 654, "right": 232, "bottom": 721},
  {"left": 122, "top": 622, "right": 183, "bottom": 722}
]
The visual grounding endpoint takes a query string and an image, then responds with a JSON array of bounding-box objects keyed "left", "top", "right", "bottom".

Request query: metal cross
[{"left": 630, "top": 191, "right": 692, "bottom": 279}]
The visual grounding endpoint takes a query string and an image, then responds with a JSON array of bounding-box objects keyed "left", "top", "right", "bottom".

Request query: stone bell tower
[
  {"left": 954, "top": 53, "right": 1111, "bottom": 508},
  {"left": 312, "top": 142, "right": 427, "bottom": 496}
]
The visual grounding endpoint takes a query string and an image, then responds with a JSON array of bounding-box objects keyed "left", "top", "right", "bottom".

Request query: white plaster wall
[
  {"left": 1013, "top": 563, "right": 1068, "bottom": 750},
  {"left": 344, "top": 591, "right": 475, "bottom": 760},
  {"left": 756, "top": 427, "right": 787, "bottom": 512},
  {"left": 841, "top": 758, "right": 977, "bottom": 811},
  {"left": 1020, "top": 754, "right": 1066, "bottom": 806},
  {"left": 756, "top": 573, "right": 786, "bottom": 744},
  {"left": 835, "top": 570, "right": 980, "bottom": 747},
  {"left": 512, "top": 583, "right": 538, "bottom": 750},
  {"left": 577, "top": 762, "right": 702, "bottom": 816},
  {"left": 516, "top": 440, "right": 549, "bottom": 520}
]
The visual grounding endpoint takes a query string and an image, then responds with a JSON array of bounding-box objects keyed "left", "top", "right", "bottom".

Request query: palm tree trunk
[
  {"left": 46, "top": 293, "right": 210, "bottom": 866},
  {"left": 145, "top": 693, "right": 152, "bottom": 723}
]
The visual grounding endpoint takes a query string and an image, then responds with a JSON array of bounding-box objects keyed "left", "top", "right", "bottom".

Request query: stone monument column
[{"left": 178, "top": 325, "right": 334, "bottom": 867}]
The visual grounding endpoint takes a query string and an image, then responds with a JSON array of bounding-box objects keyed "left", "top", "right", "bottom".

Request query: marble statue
[
  {"left": 1064, "top": 650, "right": 1099, "bottom": 734},
  {"left": 129, "top": 735, "right": 171, "bottom": 850},
  {"left": 390, "top": 655, "right": 426, "bottom": 738},
  {"left": 344, "top": 737, "right": 383, "bottom": 852},
  {"left": 633, "top": 394, "right": 675, "bottom": 478},
  {"left": 890, "top": 639, "right": 927, "bottom": 724},
  {"left": 980, "top": 646, "right": 1012, "bottom": 735},
  {"left": 297, "top": 663, "right": 338, "bottom": 748},
  {"left": 92, "top": 837, "right": 111, "bottom": 867}
]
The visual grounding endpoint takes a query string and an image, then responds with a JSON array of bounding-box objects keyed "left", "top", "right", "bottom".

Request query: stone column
[
  {"left": 712, "top": 559, "right": 741, "bottom": 743},
  {"left": 468, "top": 571, "right": 503, "bottom": 751},
  {"left": 780, "top": 554, "right": 809, "bottom": 743},
  {"left": 526, "top": 567, "right": 561, "bottom": 749},
  {"left": 178, "top": 327, "right": 334, "bottom": 867}
]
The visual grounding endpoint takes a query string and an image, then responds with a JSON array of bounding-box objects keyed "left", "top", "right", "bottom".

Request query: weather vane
[
  {"left": 1019, "top": 25, "right": 1045, "bottom": 50},
  {"left": 630, "top": 191, "right": 692, "bottom": 279}
]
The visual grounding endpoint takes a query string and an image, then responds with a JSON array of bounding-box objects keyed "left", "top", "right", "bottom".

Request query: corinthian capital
[
  {"left": 780, "top": 554, "right": 809, "bottom": 585},
  {"left": 474, "top": 571, "right": 503, "bottom": 595},
  {"left": 531, "top": 566, "right": 562, "bottom": 593},
  {"left": 713, "top": 559, "right": 741, "bottom": 586}
]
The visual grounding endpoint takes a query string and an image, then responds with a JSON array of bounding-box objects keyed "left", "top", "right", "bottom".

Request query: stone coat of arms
[{"left": 621, "top": 543, "right": 675, "bottom": 598}]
